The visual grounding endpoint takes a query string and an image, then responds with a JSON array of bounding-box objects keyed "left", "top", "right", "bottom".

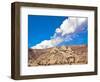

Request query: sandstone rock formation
[{"left": 28, "top": 45, "right": 87, "bottom": 66}]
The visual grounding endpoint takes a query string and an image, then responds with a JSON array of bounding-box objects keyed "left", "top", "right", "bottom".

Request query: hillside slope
[{"left": 28, "top": 45, "right": 87, "bottom": 66}]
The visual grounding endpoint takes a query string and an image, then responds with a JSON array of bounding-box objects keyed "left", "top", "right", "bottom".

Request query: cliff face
[{"left": 28, "top": 45, "right": 87, "bottom": 66}]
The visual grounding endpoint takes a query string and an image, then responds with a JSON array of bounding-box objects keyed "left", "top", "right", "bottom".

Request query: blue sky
[
  {"left": 28, "top": 15, "right": 67, "bottom": 48},
  {"left": 28, "top": 15, "right": 88, "bottom": 49}
]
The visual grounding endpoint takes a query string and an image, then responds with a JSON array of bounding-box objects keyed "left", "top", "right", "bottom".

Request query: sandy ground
[{"left": 28, "top": 45, "right": 87, "bottom": 66}]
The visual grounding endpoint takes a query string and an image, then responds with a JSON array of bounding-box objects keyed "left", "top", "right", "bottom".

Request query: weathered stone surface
[{"left": 28, "top": 45, "right": 87, "bottom": 66}]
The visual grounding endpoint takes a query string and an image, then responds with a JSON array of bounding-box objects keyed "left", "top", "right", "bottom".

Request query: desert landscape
[{"left": 28, "top": 45, "right": 88, "bottom": 66}]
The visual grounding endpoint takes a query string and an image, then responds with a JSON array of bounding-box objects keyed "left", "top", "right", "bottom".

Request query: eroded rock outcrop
[{"left": 28, "top": 45, "right": 87, "bottom": 66}]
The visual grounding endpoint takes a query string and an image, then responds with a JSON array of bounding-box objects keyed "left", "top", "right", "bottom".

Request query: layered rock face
[{"left": 28, "top": 45, "right": 87, "bottom": 66}]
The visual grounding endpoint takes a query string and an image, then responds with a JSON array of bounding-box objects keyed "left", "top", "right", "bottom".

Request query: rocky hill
[{"left": 28, "top": 45, "right": 87, "bottom": 66}]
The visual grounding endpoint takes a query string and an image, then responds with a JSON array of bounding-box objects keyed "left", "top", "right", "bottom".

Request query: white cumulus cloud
[
  {"left": 31, "top": 37, "right": 63, "bottom": 49},
  {"left": 31, "top": 17, "right": 87, "bottom": 49},
  {"left": 32, "top": 40, "right": 53, "bottom": 49},
  {"left": 60, "top": 17, "right": 77, "bottom": 36},
  {"left": 55, "top": 28, "right": 62, "bottom": 33},
  {"left": 57, "top": 17, "right": 87, "bottom": 36}
]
